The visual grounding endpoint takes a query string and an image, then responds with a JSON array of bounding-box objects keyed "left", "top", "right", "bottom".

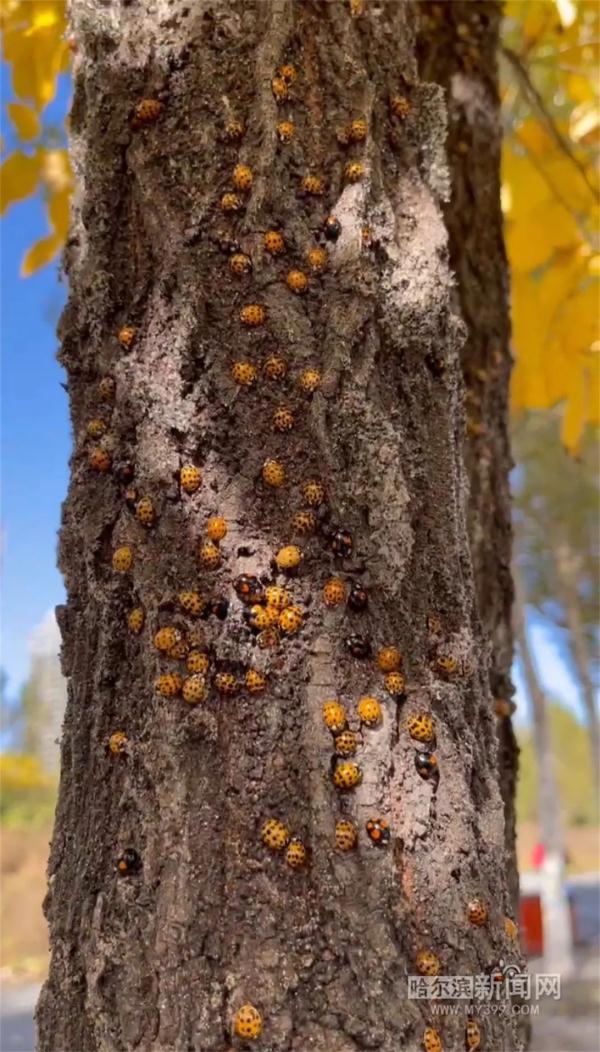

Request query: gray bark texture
[{"left": 37, "top": 2, "right": 520, "bottom": 1050}]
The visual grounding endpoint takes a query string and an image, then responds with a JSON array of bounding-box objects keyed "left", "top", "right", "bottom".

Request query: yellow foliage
[
  {"left": 7, "top": 101, "right": 39, "bottom": 140},
  {"left": 0, "top": 149, "right": 40, "bottom": 213},
  {"left": 0, "top": 752, "right": 54, "bottom": 794}
]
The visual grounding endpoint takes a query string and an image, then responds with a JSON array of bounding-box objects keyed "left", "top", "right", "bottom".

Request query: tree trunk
[
  {"left": 417, "top": 0, "right": 518, "bottom": 911},
  {"left": 552, "top": 538, "right": 600, "bottom": 795},
  {"left": 513, "top": 567, "right": 574, "bottom": 978},
  {"left": 38, "top": 2, "right": 519, "bottom": 1050}
]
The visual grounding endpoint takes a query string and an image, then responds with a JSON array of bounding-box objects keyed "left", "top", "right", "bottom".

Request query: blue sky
[{"left": 0, "top": 67, "right": 589, "bottom": 728}]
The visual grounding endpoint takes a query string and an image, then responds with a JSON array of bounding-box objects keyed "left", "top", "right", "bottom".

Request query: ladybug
[
  {"left": 334, "top": 729, "right": 359, "bottom": 756},
  {"left": 240, "top": 304, "right": 266, "bottom": 326},
  {"left": 182, "top": 674, "right": 208, "bottom": 704},
  {"left": 376, "top": 646, "right": 402, "bottom": 673},
  {"left": 323, "top": 577, "right": 346, "bottom": 607},
  {"left": 220, "top": 192, "right": 242, "bottom": 213},
  {"left": 167, "top": 635, "right": 189, "bottom": 661},
  {"left": 223, "top": 118, "right": 245, "bottom": 141},
  {"left": 206, "top": 516, "right": 227, "bottom": 543},
  {"left": 245, "top": 668, "right": 267, "bottom": 694},
  {"left": 214, "top": 671, "right": 238, "bottom": 695},
  {"left": 415, "top": 751, "right": 438, "bottom": 780},
  {"left": 116, "top": 462, "right": 135, "bottom": 486},
  {"left": 273, "top": 406, "right": 295, "bottom": 432},
  {"left": 504, "top": 916, "right": 518, "bottom": 940},
  {"left": 229, "top": 252, "right": 252, "bottom": 276},
  {"left": 279, "top": 605, "right": 303, "bottom": 634},
  {"left": 262, "top": 459, "right": 286, "bottom": 487},
  {"left": 187, "top": 651, "right": 210, "bottom": 674},
  {"left": 108, "top": 731, "right": 127, "bottom": 756},
  {"left": 365, "top": 818, "right": 390, "bottom": 845},
  {"left": 302, "top": 478, "right": 326, "bottom": 506},
  {"left": 427, "top": 613, "right": 442, "bottom": 635},
  {"left": 277, "top": 120, "right": 295, "bottom": 143},
  {"left": 357, "top": 696, "right": 382, "bottom": 727},
  {"left": 436, "top": 654, "right": 459, "bottom": 676},
  {"left": 345, "top": 634, "right": 371, "bottom": 660},
  {"left": 264, "top": 230, "right": 285, "bottom": 255},
  {"left": 494, "top": 697, "right": 515, "bottom": 718},
  {"left": 123, "top": 485, "right": 138, "bottom": 509},
  {"left": 208, "top": 595, "right": 229, "bottom": 620},
  {"left": 298, "top": 367, "right": 322, "bottom": 393},
  {"left": 180, "top": 465, "right": 202, "bottom": 494},
  {"left": 234, "top": 575, "right": 264, "bottom": 605},
  {"left": 307, "top": 246, "right": 328, "bottom": 273},
  {"left": 118, "top": 324, "right": 136, "bottom": 349},
  {"left": 291, "top": 509, "right": 317, "bottom": 535},
  {"left": 467, "top": 899, "right": 488, "bottom": 927},
  {"left": 271, "top": 75, "right": 289, "bottom": 102},
  {"left": 127, "top": 607, "right": 145, "bottom": 634},
  {"left": 335, "top": 819, "right": 358, "bottom": 851},
  {"left": 347, "top": 582, "right": 368, "bottom": 612},
  {"left": 117, "top": 848, "right": 142, "bottom": 876},
  {"left": 422, "top": 1028, "right": 443, "bottom": 1052},
  {"left": 199, "top": 540, "right": 221, "bottom": 569},
  {"left": 278, "top": 63, "right": 297, "bottom": 83},
  {"left": 187, "top": 625, "right": 207, "bottom": 649},
  {"left": 212, "top": 232, "right": 241, "bottom": 256},
  {"left": 233, "top": 1004, "right": 262, "bottom": 1042},
  {"left": 322, "top": 700, "right": 347, "bottom": 733},
  {"left": 155, "top": 674, "right": 183, "bottom": 697},
  {"left": 86, "top": 418, "right": 107, "bottom": 438},
  {"left": 407, "top": 713, "right": 435, "bottom": 743},
  {"left": 179, "top": 591, "right": 205, "bottom": 617},
  {"left": 390, "top": 94, "right": 411, "bottom": 119},
  {"left": 135, "top": 497, "right": 155, "bottom": 527},
  {"left": 232, "top": 164, "right": 253, "bottom": 192},
  {"left": 332, "top": 761, "right": 362, "bottom": 790},
  {"left": 323, "top": 215, "right": 342, "bottom": 242},
  {"left": 132, "top": 98, "right": 162, "bottom": 126},
  {"left": 275, "top": 545, "right": 302, "bottom": 573},
  {"left": 416, "top": 950, "right": 441, "bottom": 976},
  {"left": 261, "top": 817, "right": 290, "bottom": 851},
  {"left": 285, "top": 838, "right": 308, "bottom": 869},
  {"left": 154, "top": 626, "right": 181, "bottom": 652},
  {"left": 344, "top": 161, "right": 364, "bottom": 183},
  {"left": 263, "top": 353, "right": 288, "bottom": 380},
  {"left": 112, "top": 546, "right": 133, "bottom": 573},
  {"left": 264, "top": 585, "right": 291, "bottom": 610},
  {"left": 330, "top": 528, "right": 353, "bottom": 559},
  {"left": 384, "top": 671, "right": 405, "bottom": 697},
  {"left": 244, "top": 604, "right": 276, "bottom": 633},
  {"left": 301, "top": 173, "right": 325, "bottom": 196},
  {"left": 286, "top": 269, "right": 308, "bottom": 294},
  {"left": 89, "top": 447, "right": 111, "bottom": 472},
  {"left": 257, "top": 626, "right": 280, "bottom": 649},
  {"left": 465, "top": 1020, "right": 481, "bottom": 1051},
  {"left": 349, "top": 117, "right": 367, "bottom": 141},
  {"left": 98, "top": 376, "right": 116, "bottom": 401}
]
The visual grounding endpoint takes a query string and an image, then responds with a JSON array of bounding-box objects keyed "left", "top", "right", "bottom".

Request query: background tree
[{"left": 21, "top": 1, "right": 521, "bottom": 1050}]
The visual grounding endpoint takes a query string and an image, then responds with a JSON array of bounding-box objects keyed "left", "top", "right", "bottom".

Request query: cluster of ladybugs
[{"left": 94, "top": 64, "right": 518, "bottom": 1051}]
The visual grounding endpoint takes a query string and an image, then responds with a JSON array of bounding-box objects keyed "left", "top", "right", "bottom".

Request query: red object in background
[
  {"left": 519, "top": 894, "right": 579, "bottom": 957},
  {"left": 531, "top": 842, "right": 545, "bottom": 869}
]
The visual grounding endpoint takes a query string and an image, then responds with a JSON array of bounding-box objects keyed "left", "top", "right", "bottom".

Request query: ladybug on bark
[
  {"left": 422, "top": 1028, "right": 443, "bottom": 1052},
  {"left": 116, "top": 848, "right": 142, "bottom": 876},
  {"left": 348, "top": 581, "right": 368, "bottom": 611},
  {"left": 335, "top": 820, "right": 358, "bottom": 851},
  {"left": 415, "top": 751, "right": 438, "bottom": 780},
  {"left": 416, "top": 950, "right": 441, "bottom": 976},
  {"left": 465, "top": 1020, "right": 481, "bottom": 1050},
  {"left": 365, "top": 818, "right": 390, "bottom": 845},
  {"left": 467, "top": 899, "right": 488, "bottom": 927},
  {"left": 205, "top": 595, "right": 230, "bottom": 620},
  {"left": 234, "top": 575, "right": 264, "bottom": 605},
  {"left": 233, "top": 1004, "right": 262, "bottom": 1041},
  {"left": 323, "top": 215, "right": 342, "bottom": 242},
  {"left": 329, "top": 528, "right": 353, "bottom": 559},
  {"left": 345, "top": 634, "right": 372, "bottom": 660}
]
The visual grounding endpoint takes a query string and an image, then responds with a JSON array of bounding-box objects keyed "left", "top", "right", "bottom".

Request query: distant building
[{"left": 25, "top": 610, "right": 67, "bottom": 772}]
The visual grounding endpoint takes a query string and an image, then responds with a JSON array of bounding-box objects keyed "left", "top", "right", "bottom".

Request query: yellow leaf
[
  {"left": 20, "top": 232, "right": 60, "bottom": 276},
  {"left": 7, "top": 101, "right": 40, "bottom": 140},
  {"left": 505, "top": 200, "right": 580, "bottom": 272},
  {"left": 560, "top": 371, "right": 585, "bottom": 451},
  {"left": 0, "top": 149, "right": 40, "bottom": 213},
  {"left": 48, "top": 186, "right": 70, "bottom": 240}
]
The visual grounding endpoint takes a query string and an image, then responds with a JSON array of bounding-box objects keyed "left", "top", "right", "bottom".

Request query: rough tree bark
[{"left": 38, "top": 2, "right": 520, "bottom": 1050}]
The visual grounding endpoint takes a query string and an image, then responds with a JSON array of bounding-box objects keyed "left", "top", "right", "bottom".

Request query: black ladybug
[
  {"left": 323, "top": 215, "right": 342, "bottom": 242},
  {"left": 202, "top": 595, "right": 229, "bottom": 621},
  {"left": 415, "top": 751, "right": 438, "bottom": 780},
  {"left": 117, "top": 848, "right": 142, "bottom": 876},
  {"left": 345, "top": 634, "right": 372, "bottom": 660},
  {"left": 117, "top": 462, "right": 135, "bottom": 485},
  {"left": 211, "top": 232, "right": 241, "bottom": 256},
  {"left": 365, "top": 818, "right": 390, "bottom": 845},
  {"left": 348, "top": 581, "right": 368, "bottom": 612},
  {"left": 330, "top": 528, "right": 353, "bottom": 559},
  {"left": 233, "top": 575, "right": 264, "bottom": 605}
]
